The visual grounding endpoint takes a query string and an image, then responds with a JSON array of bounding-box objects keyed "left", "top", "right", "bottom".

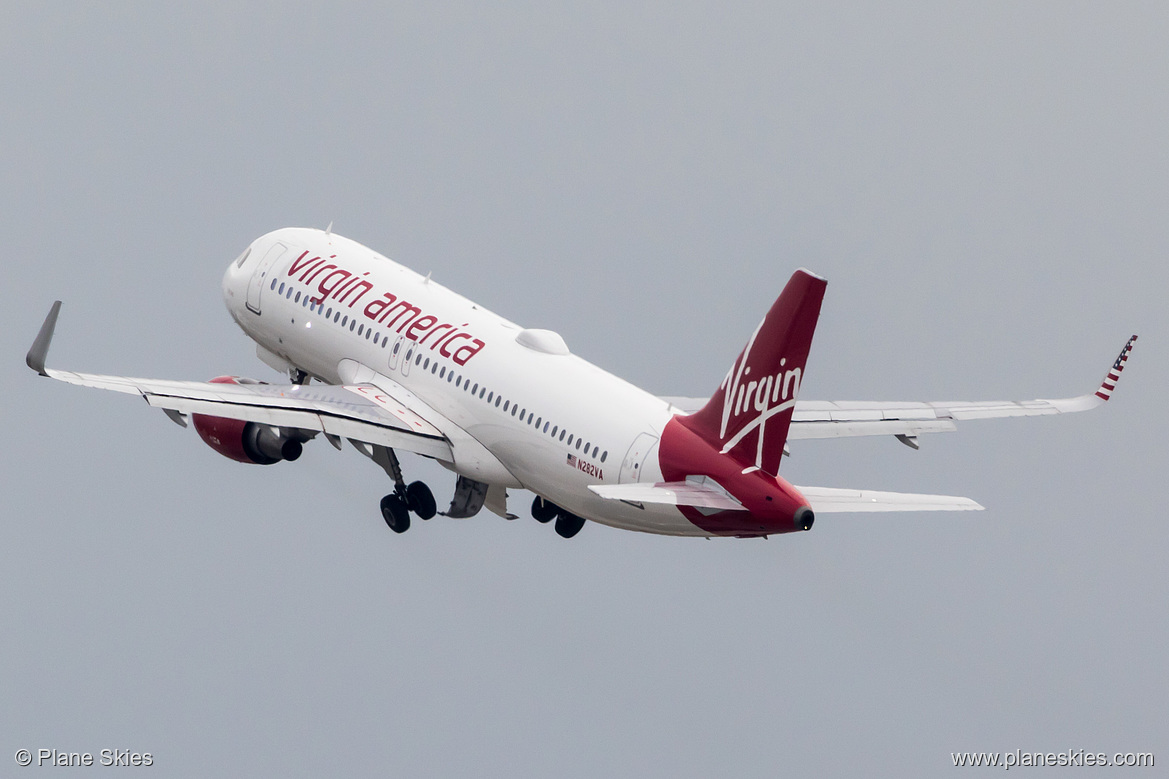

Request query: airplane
[{"left": 26, "top": 227, "right": 1137, "bottom": 539}]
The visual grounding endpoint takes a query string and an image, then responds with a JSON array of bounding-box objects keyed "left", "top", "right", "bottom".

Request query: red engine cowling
[{"left": 191, "top": 376, "right": 303, "bottom": 465}]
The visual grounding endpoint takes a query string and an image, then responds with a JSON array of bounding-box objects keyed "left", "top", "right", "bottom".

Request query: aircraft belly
[{"left": 491, "top": 420, "right": 706, "bottom": 536}]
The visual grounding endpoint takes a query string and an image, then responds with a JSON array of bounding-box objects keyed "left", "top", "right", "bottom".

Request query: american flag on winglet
[
  {"left": 567, "top": 454, "right": 577, "bottom": 467},
  {"left": 1095, "top": 335, "right": 1137, "bottom": 401}
]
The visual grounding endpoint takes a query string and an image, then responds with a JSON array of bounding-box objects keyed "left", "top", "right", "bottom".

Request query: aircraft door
[
  {"left": 619, "top": 432, "right": 659, "bottom": 484},
  {"left": 388, "top": 335, "right": 406, "bottom": 372},
  {"left": 401, "top": 340, "right": 413, "bottom": 376},
  {"left": 246, "top": 242, "right": 290, "bottom": 315}
]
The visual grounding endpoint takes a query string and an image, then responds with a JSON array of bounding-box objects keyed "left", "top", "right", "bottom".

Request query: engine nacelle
[{"left": 191, "top": 376, "right": 304, "bottom": 465}]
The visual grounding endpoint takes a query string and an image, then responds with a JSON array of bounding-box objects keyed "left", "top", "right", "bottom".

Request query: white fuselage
[{"left": 221, "top": 228, "right": 703, "bottom": 535}]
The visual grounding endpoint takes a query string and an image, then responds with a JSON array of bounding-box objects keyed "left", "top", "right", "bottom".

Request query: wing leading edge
[{"left": 26, "top": 301, "right": 453, "bottom": 461}]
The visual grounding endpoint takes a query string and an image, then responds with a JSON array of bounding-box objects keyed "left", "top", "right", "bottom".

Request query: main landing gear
[
  {"left": 380, "top": 480, "right": 437, "bottom": 534},
  {"left": 355, "top": 441, "right": 436, "bottom": 534},
  {"left": 532, "top": 496, "right": 586, "bottom": 539},
  {"left": 357, "top": 439, "right": 581, "bottom": 538}
]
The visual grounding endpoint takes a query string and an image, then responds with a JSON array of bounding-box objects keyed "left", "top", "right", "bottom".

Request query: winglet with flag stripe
[{"left": 1094, "top": 335, "right": 1137, "bottom": 401}]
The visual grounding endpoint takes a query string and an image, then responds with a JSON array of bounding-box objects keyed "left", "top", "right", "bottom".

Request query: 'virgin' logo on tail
[
  {"left": 677, "top": 268, "right": 826, "bottom": 477},
  {"left": 715, "top": 321, "right": 804, "bottom": 470}
]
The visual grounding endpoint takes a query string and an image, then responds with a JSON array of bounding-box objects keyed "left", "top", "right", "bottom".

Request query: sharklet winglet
[{"left": 26, "top": 300, "right": 62, "bottom": 376}]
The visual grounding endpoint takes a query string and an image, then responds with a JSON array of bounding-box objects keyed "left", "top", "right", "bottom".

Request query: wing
[
  {"left": 662, "top": 335, "right": 1137, "bottom": 447},
  {"left": 26, "top": 301, "right": 452, "bottom": 460}
]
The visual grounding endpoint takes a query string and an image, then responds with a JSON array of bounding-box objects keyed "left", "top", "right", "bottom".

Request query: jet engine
[{"left": 190, "top": 376, "right": 306, "bottom": 465}]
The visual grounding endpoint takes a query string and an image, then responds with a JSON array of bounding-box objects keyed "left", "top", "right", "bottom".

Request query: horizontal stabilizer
[
  {"left": 796, "top": 486, "right": 983, "bottom": 513},
  {"left": 589, "top": 480, "right": 747, "bottom": 511}
]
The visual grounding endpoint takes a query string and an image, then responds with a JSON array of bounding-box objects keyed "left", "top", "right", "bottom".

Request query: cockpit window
[{"left": 235, "top": 247, "right": 252, "bottom": 268}]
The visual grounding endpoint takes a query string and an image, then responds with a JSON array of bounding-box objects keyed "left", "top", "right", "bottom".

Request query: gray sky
[{"left": 2, "top": 4, "right": 1165, "bottom": 776}]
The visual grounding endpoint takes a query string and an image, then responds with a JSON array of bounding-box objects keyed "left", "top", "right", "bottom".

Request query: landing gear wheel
[
  {"left": 405, "top": 481, "right": 437, "bottom": 520},
  {"left": 531, "top": 496, "right": 557, "bottom": 523},
  {"left": 380, "top": 494, "right": 411, "bottom": 533},
  {"left": 554, "top": 511, "right": 586, "bottom": 539}
]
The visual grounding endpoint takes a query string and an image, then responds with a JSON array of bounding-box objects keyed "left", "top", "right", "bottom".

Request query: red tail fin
[{"left": 679, "top": 269, "right": 826, "bottom": 476}]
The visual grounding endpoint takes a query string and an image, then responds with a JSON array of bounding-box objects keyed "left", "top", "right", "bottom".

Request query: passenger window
[
  {"left": 423, "top": 358, "right": 430, "bottom": 370},
  {"left": 541, "top": 420, "right": 547, "bottom": 432},
  {"left": 576, "top": 439, "right": 582, "bottom": 450},
  {"left": 358, "top": 324, "right": 364, "bottom": 336},
  {"left": 342, "top": 316, "right": 349, "bottom": 327},
  {"left": 551, "top": 426, "right": 558, "bottom": 437},
  {"left": 431, "top": 363, "right": 437, "bottom": 374},
  {"left": 503, "top": 400, "right": 509, "bottom": 412},
  {"left": 511, "top": 405, "right": 518, "bottom": 416},
  {"left": 295, "top": 291, "right": 301, "bottom": 303},
  {"left": 440, "top": 367, "right": 446, "bottom": 378},
  {"left": 567, "top": 434, "right": 573, "bottom": 446},
  {"left": 472, "top": 383, "right": 479, "bottom": 394},
  {"left": 559, "top": 430, "right": 566, "bottom": 442},
  {"left": 601, "top": 451, "right": 607, "bottom": 463},
  {"left": 270, "top": 279, "right": 276, "bottom": 290},
  {"left": 279, "top": 283, "right": 286, "bottom": 295},
  {"left": 349, "top": 320, "right": 356, "bottom": 331},
  {"left": 416, "top": 353, "right": 423, "bottom": 366},
  {"left": 487, "top": 391, "right": 494, "bottom": 403},
  {"left": 495, "top": 396, "right": 501, "bottom": 407},
  {"left": 447, "top": 372, "right": 454, "bottom": 382},
  {"left": 479, "top": 388, "right": 486, "bottom": 399}
]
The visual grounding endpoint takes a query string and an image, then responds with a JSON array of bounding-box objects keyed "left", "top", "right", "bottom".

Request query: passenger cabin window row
[{"left": 271, "top": 276, "right": 607, "bottom": 464}]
